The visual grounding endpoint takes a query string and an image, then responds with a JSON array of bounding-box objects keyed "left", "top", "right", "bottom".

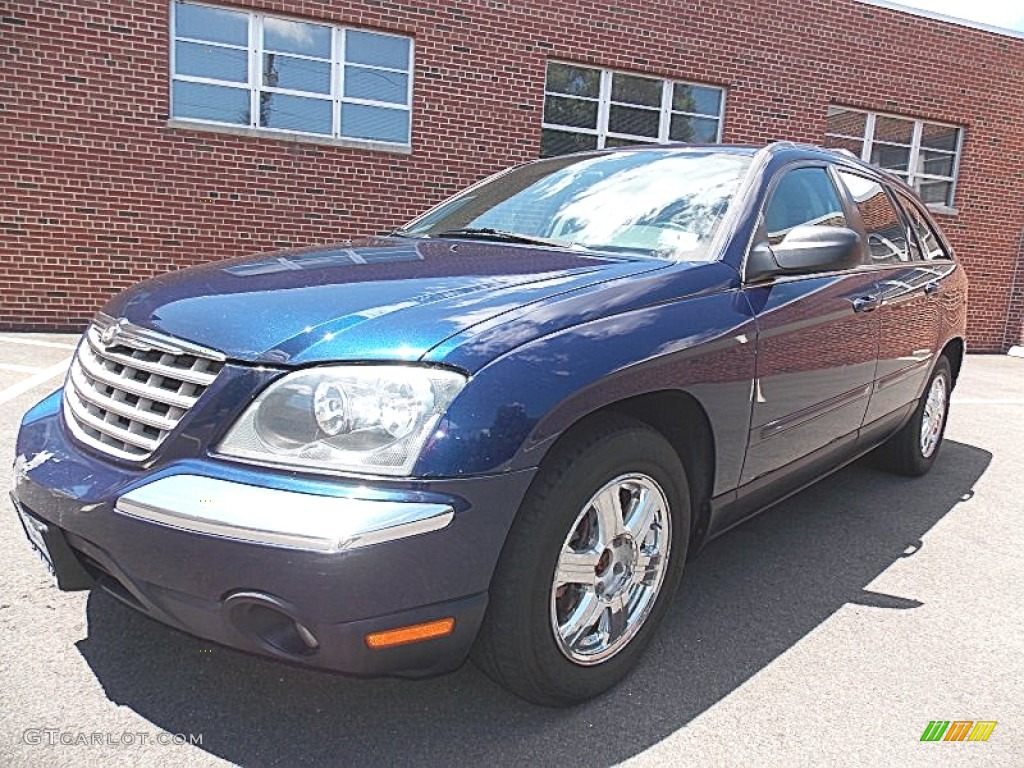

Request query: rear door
[
  {"left": 833, "top": 171, "right": 944, "bottom": 426},
  {"left": 740, "top": 164, "right": 880, "bottom": 484}
]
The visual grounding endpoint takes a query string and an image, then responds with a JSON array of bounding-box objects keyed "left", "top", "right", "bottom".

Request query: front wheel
[
  {"left": 874, "top": 355, "right": 953, "bottom": 476},
  {"left": 472, "top": 415, "right": 690, "bottom": 706}
]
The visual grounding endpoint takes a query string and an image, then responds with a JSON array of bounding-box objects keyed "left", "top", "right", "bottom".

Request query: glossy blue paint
[
  {"left": 104, "top": 237, "right": 670, "bottom": 366},
  {"left": 416, "top": 262, "right": 756, "bottom": 492},
  {"left": 11, "top": 143, "right": 968, "bottom": 680},
  {"left": 14, "top": 402, "right": 534, "bottom": 677}
]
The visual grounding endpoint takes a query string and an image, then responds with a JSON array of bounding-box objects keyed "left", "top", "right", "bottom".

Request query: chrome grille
[{"left": 63, "top": 314, "right": 226, "bottom": 461}]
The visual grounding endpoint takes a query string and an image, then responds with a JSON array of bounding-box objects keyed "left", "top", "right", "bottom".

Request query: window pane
[
  {"left": 264, "top": 53, "right": 331, "bottom": 94},
  {"left": 669, "top": 114, "right": 718, "bottom": 142},
  {"left": 873, "top": 115, "right": 913, "bottom": 145},
  {"left": 826, "top": 108, "right": 962, "bottom": 207},
  {"left": 345, "top": 66, "right": 409, "bottom": 104},
  {"left": 608, "top": 104, "right": 660, "bottom": 137},
  {"left": 899, "top": 195, "right": 950, "bottom": 259},
  {"left": 672, "top": 84, "right": 721, "bottom": 116},
  {"left": 604, "top": 136, "right": 649, "bottom": 148},
  {"left": 917, "top": 179, "right": 953, "bottom": 206},
  {"left": 259, "top": 92, "right": 332, "bottom": 134},
  {"left": 837, "top": 171, "right": 910, "bottom": 263},
  {"left": 174, "top": 3, "right": 248, "bottom": 46},
  {"left": 610, "top": 73, "right": 662, "bottom": 108},
  {"left": 918, "top": 149, "right": 954, "bottom": 177},
  {"left": 175, "top": 41, "right": 248, "bottom": 82},
  {"left": 172, "top": 80, "right": 250, "bottom": 124},
  {"left": 920, "top": 122, "right": 958, "bottom": 152},
  {"left": 871, "top": 143, "right": 911, "bottom": 173},
  {"left": 764, "top": 167, "right": 847, "bottom": 246},
  {"left": 345, "top": 30, "right": 411, "bottom": 70},
  {"left": 539, "top": 129, "right": 597, "bottom": 157},
  {"left": 544, "top": 95, "right": 599, "bottom": 129},
  {"left": 545, "top": 63, "right": 600, "bottom": 98},
  {"left": 825, "top": 106, "right": 866, "bottom": 138},
  {"left": 263, "top": 17, "right": 331, "bottom": 58},
  {"left": 340, "top": 103, "right": 410, "bottom": 142},
  {"left": 824, "top": 135, "right": 865, "bottom": 157}
]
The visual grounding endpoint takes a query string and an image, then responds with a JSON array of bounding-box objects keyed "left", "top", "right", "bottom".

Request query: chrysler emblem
[{"left": 100, "top": 319, "right": 127, "bottom": 347}]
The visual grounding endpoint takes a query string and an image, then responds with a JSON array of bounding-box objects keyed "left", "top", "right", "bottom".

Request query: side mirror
[{"left": 746, "top": 225, "right": 861, "bottom": 282}]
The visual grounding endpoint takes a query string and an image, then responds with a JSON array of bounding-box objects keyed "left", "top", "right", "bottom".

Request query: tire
[
  {"left": 873, "top": 355, "right": 953, "bottom": 477},
  {"left": 472, "top": 414, "right": 690, "bottom": 707}
]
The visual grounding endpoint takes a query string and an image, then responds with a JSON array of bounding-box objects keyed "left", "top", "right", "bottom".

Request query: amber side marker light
[{"left": 365, "top": 618, "right": 455, "bottom": 649}]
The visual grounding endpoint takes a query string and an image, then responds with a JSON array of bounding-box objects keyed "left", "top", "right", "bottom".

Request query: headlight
[{"left": 218, "top": 365, "right": 467, "bottom": 476}]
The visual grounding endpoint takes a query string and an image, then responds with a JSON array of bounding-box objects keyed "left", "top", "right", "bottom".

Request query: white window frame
[
  {"left": 541, "top": 62, "right": 725, "bottom": 152},
  {"left": 169, "top": 1, "right": 414, "bottom": 150},
  {"left": 824, "top": 105, "right": 963, "bottom": 211}
]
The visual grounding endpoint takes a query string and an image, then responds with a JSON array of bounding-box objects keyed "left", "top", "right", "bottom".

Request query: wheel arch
[
  {"left": 941, "top": 336, "right": 965, "bottom": 387},
  {"left": 536, "top": 389, "right": 718, "bottom": 555}
]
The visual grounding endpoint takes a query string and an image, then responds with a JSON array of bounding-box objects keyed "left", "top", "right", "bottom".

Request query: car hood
[{"left": 103, "top": 237, "right": 670, "bottom": 366}]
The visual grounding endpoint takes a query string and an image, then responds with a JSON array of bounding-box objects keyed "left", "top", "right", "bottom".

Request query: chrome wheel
[
  {"left": 550, "top": 473, "right": 672, "bottom": 665},
  {"left": 920, "top": 373, "right": 948, "bottom": 458}
]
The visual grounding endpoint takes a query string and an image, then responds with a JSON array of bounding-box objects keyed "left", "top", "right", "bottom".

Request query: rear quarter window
[
  {"left": 895, "top": 192, "right": 952, "bottom": 261},
  {"left": 836, "top": 170, "right": 912, "bottom": 264}
]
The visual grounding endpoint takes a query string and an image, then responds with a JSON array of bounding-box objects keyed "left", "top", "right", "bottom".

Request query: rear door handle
[
  {"left": 852, "top": 294, "right": 880, "bottom": 313},
  {"left": 923, "top": 281, "right": 941, "bottom": 297}
]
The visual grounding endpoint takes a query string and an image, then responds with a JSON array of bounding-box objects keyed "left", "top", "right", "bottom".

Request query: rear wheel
[
  {"left": 472, "top": 414, "right": 690, "bottom": 706},
  {"left": 874, "top": 355, "right": 952, "bottom": 476}
]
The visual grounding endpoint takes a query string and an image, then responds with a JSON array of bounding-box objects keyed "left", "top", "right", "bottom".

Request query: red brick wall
[{"left": 2, "top": 0, "right": 1023, "bottom": 351}]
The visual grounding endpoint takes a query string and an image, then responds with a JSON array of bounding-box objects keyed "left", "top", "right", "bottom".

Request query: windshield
[{"left": 401, "top": 149, "right": 752, "bottom": 260}]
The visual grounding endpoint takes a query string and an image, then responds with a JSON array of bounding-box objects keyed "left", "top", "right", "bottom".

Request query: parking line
[
  {"left": 0, "top": 358, "right": 72, "bottom": 406},
  {"left": 0, "top": 336, "right": 79, "bottom": 350},
  {"left": 0, "top": 362, "right": 46, "bottom": 374}
]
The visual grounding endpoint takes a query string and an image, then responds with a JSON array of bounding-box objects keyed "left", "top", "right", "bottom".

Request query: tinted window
[
  {"left": 764, "top": 167, "right": 847, "bottom": 246},
  {"left": 837, "top": 171, "right": 910, "bottom": 263},
  {"left": 896, "top": 193, "right": 951, "bottom": 261}
]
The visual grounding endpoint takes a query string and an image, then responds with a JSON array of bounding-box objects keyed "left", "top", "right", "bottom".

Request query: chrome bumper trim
[{"left": 114, "top": 475, "right": 454, "bottom": 552}]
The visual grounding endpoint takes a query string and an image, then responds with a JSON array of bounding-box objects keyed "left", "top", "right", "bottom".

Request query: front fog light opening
[{"left": 227, "top": 594, "right": 319, "bottom": 658}]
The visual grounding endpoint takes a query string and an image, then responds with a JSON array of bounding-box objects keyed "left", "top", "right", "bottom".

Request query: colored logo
[{"left": 920, "top": 721, "right": 997, "bottom": 742}]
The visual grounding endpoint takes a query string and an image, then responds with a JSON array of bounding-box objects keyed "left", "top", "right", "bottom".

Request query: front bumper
[{"left": 12, "top": 390, "right": 535, "bottom": 678}]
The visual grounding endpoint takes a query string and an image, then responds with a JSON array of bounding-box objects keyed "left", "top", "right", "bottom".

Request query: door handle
[
  {"left": 852, "top": 294, "right": 880, "bottom": 313},
  {"left": 923, "top": 281, "right": 941, "bottom": 297}
]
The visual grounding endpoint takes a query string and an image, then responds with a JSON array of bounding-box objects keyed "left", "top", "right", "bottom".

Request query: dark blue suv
[{"left": 12, "top": 143, "right": 967, "bottom": 705}]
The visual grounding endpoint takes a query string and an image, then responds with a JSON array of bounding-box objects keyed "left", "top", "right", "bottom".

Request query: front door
[{"left": 740, "top": 165, "right": 880, "bottom": 484}]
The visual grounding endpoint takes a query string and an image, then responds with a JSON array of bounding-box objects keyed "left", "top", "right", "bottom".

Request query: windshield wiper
[{"left": 430, "top": 227, "right": 587, "bottom": 250}]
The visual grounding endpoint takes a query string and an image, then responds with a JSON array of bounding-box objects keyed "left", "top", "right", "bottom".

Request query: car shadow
[{"left": 75, "top": 439, "right": 991, "bottom": 767}]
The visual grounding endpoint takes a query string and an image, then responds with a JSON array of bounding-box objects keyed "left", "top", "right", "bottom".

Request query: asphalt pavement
[{"left": 0, "top": 334, "right": 1020, "bottom": 767}]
